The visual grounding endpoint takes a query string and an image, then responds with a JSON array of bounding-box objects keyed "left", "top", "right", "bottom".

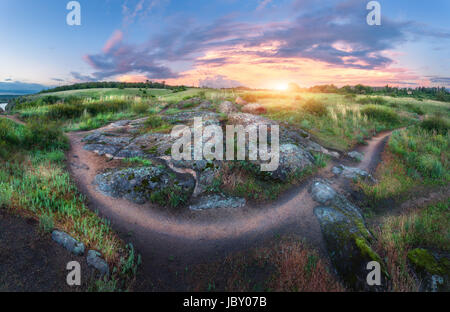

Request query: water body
[{"left": 0, "top": 103, "right": 7, "bottom": 111}]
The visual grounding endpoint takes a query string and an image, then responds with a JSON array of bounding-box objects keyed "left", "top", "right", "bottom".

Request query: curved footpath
[
  {"left": 1, "top": 114, "right": 392, "bottom": 290},
  {"left": 66, "top": 125, "right": 393, "bottom": 290}
]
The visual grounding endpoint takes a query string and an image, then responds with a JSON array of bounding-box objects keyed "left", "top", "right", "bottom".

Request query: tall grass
[{"left": 373, "top": 200, "right": 449, "bottom": 291}]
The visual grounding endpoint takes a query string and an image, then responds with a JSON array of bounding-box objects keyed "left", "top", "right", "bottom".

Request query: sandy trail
[{"left": 65, "top": 124, "right": 394, "bottom": 290}]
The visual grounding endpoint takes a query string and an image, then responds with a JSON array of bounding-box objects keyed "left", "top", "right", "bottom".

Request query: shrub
[
  {"left": 361, "top": 105, "right": 399, "bottom": 123},
  {"left": 404, "top": 103, "right": 424, "bottom": 115},
  {"left": 131, "top": 102, "right": 149, "bottom": 114},
  {"left": 420, "top": 115, "right": 449, "bottom": 134},
  {"left": 144, "top": 115, "right": 163, "bottom": 129},
  {"left": 47, "top": 103, "right": 84, "bottom": 119},
  {"left": 241, "top": 93, "right": 259, "bottom": 103},
  {"left": 24, "top": 119, "right": 68, "bottom": 150},
  {"left": 301, "top": 99, "right": 328, "bottom": 116},
  {"left": 357, "top": 96, "right": 387, "bottom": 105}
]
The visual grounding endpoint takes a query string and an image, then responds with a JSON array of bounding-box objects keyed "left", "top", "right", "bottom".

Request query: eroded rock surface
[
  {"left": 310, "top": 180, "right": 387, "bottom": 291},
  {"left": 93, "top": 165, "right": 195, "bottom": 205},
  {"left": 189, "top": 194, "right": 246, "bottom": 211}
]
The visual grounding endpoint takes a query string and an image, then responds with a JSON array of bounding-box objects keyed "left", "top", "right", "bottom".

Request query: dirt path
[{"left": 66, "top": 124, "right": 395, "bottom": 291}]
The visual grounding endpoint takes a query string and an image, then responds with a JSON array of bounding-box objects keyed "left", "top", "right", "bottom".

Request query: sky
[{"left": 0, "top": 0, "right": 449, "bottom": 91}]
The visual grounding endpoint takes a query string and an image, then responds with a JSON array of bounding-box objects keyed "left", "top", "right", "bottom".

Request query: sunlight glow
[{"left": 274, "top": 83, "right": 288, "bottom": 91}]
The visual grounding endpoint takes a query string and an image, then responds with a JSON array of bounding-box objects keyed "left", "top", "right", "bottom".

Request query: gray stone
[
  {"left": 189, "top": 194, "right": 246, "bottom": 211},
  {"left": 87, "top": 250, "right": 109, "bottom": 277},
  {"left": 52, "top": 230, "right": 85, "bottom": 256},
  {"left": 268, "top": 143, "right": 313, "bottom": 181},
  {"left": 348, "top": 151, "right": 364, "bottom": 162},
  {"left": 332, "top": 165, "right": 375, "bottom": 182},
  {"left": 310, "top": 180, "right": 337, "bottom": 204},
  {"left": 93, "top": 165, "right": 195, "bottom": 205}
]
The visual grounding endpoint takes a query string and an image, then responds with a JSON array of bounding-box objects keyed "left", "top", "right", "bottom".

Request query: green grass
[
  {"left": 36, "top": 88, "right": 172, "bottom": 99},
  {"left": 0, "top": 118, "right": 140, "bottom": 291},
  {"left": 373, "top": 200, "right": 449, "bottom": 291},
  {"left": 359, "top": 126, "right": 449, "bottom": 201}
]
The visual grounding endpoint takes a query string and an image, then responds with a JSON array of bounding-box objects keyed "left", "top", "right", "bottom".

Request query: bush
[
  {"left": 24, "top": 119, "right": 68, "bottom": 150},
  {"left": 144, "top": 115, "right": 163, "bottom": 129},
  {"left": 404, "top": 103, "right": 424, "bottom": 115},
  {"left": 131, "top": 102, "right": 149, "bottom": 114},
  {"left": 47, "top": 103, "right": 84, "bottom": 119},
  {"left": 361, "top": 105, "right": 399, "bottom": 124},
  {"left": 420, "top": 116, "right": 449, "bottom": 134},
  {"left": 357, "top": 96, "right": 387, "bottom": 105},
  {"left": 301, "top": 99, "right": 328, "bottom": 116}
]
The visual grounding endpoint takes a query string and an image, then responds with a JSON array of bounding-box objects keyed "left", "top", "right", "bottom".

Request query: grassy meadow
[
  {"left": 4, "top": 86, "right": 449, "bottom": 292},
  {"left": 0, "top": 117, "right": 140, "bottom": 291}
]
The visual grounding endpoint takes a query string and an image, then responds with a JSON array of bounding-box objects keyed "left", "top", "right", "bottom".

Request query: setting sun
[{"left": 274, "top": 83, "right": 288, "bottom": 91}]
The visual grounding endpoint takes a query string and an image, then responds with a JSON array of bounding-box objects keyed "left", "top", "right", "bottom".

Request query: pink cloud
[{"left": 102, "top": 30, "right": 124, "bottom": 53}]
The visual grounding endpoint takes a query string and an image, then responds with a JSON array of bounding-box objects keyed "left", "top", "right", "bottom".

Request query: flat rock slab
[
  {"left": 51, "top": 230, "right": 85, "bottom": 256},
  {"left": 332, "top": 165, "right": 375, "bottom": 182},
  {"left": 189, "top": 194, "right": 246, "bottom": 211}
]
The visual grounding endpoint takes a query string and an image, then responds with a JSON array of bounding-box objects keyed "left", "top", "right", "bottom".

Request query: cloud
[
  {"left": 198, "top": 75, "right": 243, "bottom": 88},
  {"left": 103, "top": 30, "right": 124, "bottom": 53},
  {"left": 427, "top": 76, "right": 450, "bottom": 86},
  {"left": 51, "top": 78, "right": 65, "bottom": 82},
  {"left": 78, "top": 0, "right": 449, "bottom": 85},
  {"left": 256, "top": 0, "right": 272, "bottom": 11}
]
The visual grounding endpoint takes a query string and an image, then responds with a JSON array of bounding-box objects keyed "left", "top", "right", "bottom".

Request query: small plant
[
  {"left": 420, "top": 115, "right": 449, "bottom": 134},
  {"left": 301, "top": 99, "right": 328, "bottom": 116},
  {"left": 361, "top": 105, "right": 399, "bottom": 124},
  {"left": 144, "top": 115, "right": 163, "bottom": 129},
  {"left": 39, "top": 211, "right": 54, "bottom": 233},
  {"left": 131, "top": 102, "right": 149, "bottom": 114}
]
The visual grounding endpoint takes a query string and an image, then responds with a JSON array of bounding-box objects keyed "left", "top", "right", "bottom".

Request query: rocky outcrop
[
  {"left": 310, "top": 180, "right": 387, "bottom": 291},
  {"left": 93, "top": 165, "right": 195, "bottom": 206},
  {"left": 52, "top": 230, "right": 85, "bottom": 256}
]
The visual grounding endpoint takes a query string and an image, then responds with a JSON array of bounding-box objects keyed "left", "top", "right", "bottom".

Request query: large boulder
[
  {"left": 266, "top": 143, "right": 314, "bottom": 181},
  {"left": 310, "top": 180, "right": 387, "bottom": 291},
  {"left": 93, "top": 165, "right": 195, "bottom": 206},
  {"left": 241, "top": 103, "right": 267, "bottom": 115}
]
